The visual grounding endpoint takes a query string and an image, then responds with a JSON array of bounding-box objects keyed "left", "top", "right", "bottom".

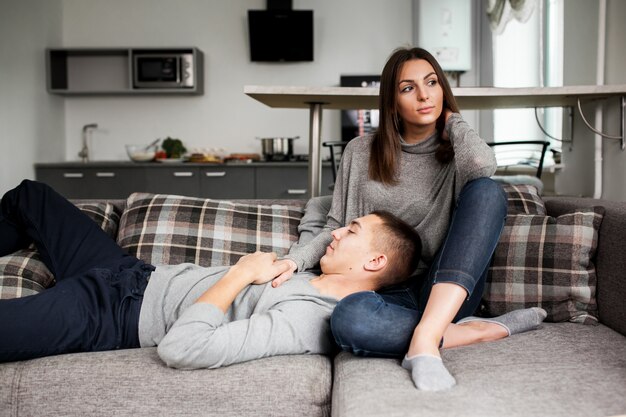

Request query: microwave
[{"left": 133, "top": 54, "right": 195, "bottom": 88}]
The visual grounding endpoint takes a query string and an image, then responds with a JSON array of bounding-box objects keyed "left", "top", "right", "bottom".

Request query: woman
[{"left": 273, "top": 47, "right": 538, "bottom": 391}]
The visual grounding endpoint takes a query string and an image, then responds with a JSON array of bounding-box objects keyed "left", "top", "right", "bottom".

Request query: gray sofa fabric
[
  {"left": 333, "top": 323, "right": 626, "bottom": 417},
  {"left": 1, "top": 349, "right": 332, "bottom": 417}
]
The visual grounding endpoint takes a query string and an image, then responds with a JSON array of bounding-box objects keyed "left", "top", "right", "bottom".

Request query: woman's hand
[
  {"left": 270, "top": 259, "right": 298, "bottom": 288},
  {"left": 441, "top": 108, "right": 454, "bottom": 141}
]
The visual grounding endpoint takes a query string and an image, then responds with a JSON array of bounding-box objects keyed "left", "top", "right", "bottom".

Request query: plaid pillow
[
  {"left": 501, "top": 184, "right": 546, "bottom": 215},
  {"left": 0, "top": 202, "right": 121, "bottom": 299},
  {"left": 116, "top": 193, "right": 304, "bottom": 267},
  {"left": 482, "top": 207, "right": 604, "bottom": 324},
  {"left": 77, "top": 202, "right": 121, "bottom": 239}
]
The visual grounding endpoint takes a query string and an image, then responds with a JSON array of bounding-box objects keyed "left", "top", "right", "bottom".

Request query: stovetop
[{"left": 261, "top": 154, "right": 309, "bottom": 162}]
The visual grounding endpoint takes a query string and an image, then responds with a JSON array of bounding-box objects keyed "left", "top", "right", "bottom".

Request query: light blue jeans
[{"left": 330, "top": 178, "right": 507, "bottom": 358}]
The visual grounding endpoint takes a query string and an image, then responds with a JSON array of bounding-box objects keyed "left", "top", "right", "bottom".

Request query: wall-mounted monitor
[{"left": 248, "top": 10, "right": 313, "bottom": 62}]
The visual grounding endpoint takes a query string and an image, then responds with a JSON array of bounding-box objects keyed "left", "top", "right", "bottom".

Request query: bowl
[{"left": 126, "top": 144, "right": 157, "bottom": 162}]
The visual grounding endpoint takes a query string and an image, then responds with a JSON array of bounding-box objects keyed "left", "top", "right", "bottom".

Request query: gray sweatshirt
[
  {"left": 286, "top": 114, "right": 497, "bottom": 275},
  {"left": 138, "top": 263, "right": 337, "bottom": 369}
]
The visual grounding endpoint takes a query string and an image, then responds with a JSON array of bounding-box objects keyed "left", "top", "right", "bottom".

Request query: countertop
[{"left": 35, "top": 161, "right": 332, "bottom": 168}]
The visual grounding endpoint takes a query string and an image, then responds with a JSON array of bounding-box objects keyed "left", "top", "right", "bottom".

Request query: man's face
[{"left": 319, "top": 214, "right": 383, "bottom": 275}]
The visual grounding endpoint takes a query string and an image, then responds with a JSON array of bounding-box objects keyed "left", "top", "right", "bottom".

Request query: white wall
[
  {"left": 600, "top": 0, "right": 626, "bottom": 200},
  {"left": 4, "top": 0, "right": 623, "bottom": 199},
  {"left": 556, "top": 0, "right": 626, "bottom": 201},
  {"left": 0, "top": 0, "right": 65, "bottom": 195},
  {"left": 60, "top": 0, "right": 413, "bottom": 161}
]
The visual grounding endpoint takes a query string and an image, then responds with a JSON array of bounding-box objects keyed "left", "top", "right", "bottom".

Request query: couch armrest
[{"left": 545, "top": 197, "right": 626, "bottom": 336}]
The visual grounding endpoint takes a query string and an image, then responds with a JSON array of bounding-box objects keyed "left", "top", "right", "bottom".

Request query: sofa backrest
[
  {"left": 545, "top": 197, "right": 626, "bottom": 336},
  {"left": 74, "top": 194, "right": 626, "bottom": 336}
]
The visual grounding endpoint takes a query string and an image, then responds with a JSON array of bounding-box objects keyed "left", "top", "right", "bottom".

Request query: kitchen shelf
[{"left": 46, "top": 47, "right": 204, "bottom": 96}]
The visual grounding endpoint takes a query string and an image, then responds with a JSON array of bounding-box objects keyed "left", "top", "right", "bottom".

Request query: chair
[
  {"left": 322, "top": 141, "right": 350, "bottom": 184},
  {"left": 487, "top": 140, "right": 550, "bottom": 194},
  {"left": 487, "top": 140, "right": 550, "bottom": 178}
]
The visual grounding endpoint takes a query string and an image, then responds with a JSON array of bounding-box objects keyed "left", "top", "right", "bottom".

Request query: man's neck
[{"left": 309, "top": 274, "right": 377, "bottom": 300}]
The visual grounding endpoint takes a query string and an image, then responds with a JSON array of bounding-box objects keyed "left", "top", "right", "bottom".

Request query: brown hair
[
  {"left": 369, "top": 47, "right": 459, "bottom": 185},
  {"left": 370, "top": 210, "right": 422, "bottom": 287}
]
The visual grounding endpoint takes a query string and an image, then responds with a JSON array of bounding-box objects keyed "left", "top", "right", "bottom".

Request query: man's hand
[
  {"left": 231, "top": 252, "right": 293, "bottom": 285},
  {"left": 195, "top": 252, "right": 292, "bottom": 312},
  {"left": 270, "top": 259, "right": 298, "bottom": 288}
]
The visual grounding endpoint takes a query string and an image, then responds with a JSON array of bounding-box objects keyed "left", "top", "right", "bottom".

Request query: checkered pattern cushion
[
  {"left": 0, "top": 202, "right": 121, "bottom": 299},
  {"left": 116, "top": 193, "right": 304, "bottom": 267},
  {"left": 482, "top": 207, "right": 604, "bottom": 324},
  {"left": 501, "top": 184, "right": 546, "bottom": 215}
]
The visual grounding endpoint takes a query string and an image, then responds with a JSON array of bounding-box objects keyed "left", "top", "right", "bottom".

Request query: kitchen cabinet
[
  {"left": 255, "top": 166, "right": 333, "bottom": 199},
  {"left": 35, "top": 162, "right": 333, "bottom": 200},
  {"left": 34, "top": 166, "right": 143, "bottom": 199},
  {"left": 143, "top": 166, "right": 199, "bottom": 197},
  {"left": 199, "top": 166, "right": 256, "bottom": 199},
  {"left": 46, "top": 47, "right": 203, "bottom": 95}
]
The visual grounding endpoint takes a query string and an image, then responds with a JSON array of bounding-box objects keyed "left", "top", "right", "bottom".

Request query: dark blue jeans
[
  {"left": 330, "top": 178, "right": 507, "bottom": 358},
  {"left": 0, "top": 180, "right": 153, "bottom": 362}
]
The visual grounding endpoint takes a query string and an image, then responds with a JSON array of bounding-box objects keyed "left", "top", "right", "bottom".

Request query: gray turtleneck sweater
[{"left": 285, "top": 113, "right": 497, "bottom": 275}]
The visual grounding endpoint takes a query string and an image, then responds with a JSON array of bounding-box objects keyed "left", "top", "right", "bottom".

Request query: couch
[{"left": 1, "top": 186, "right": 625, "bottom": 417}]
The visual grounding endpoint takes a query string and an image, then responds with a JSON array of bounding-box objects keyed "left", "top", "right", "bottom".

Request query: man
[{"left": 0, "top": 180, "right": 421, "bottom": 367}]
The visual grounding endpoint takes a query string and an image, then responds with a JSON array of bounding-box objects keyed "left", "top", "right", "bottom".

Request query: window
[{"left": 492, "top": 0, "right": 564, "bottom": 165}]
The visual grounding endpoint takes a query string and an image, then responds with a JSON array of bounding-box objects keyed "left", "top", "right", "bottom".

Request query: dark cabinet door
[
  {"left": 35, "top": 167, "right": 143, "bottom": 199},
  {"left": 36, "top": 168, "right": 93, "bottom": 199},
  {"left": 255, "top": 166, "right": 333, "bottom": 199},
  {"left": 143, "top": 167, "right": 200, "bottom": 196},
  {"left": 199, "top": 166, "right": 255, "bottom": 199},
  {"left": 86, "top": 168, "right": 145, "bottom": 198}
]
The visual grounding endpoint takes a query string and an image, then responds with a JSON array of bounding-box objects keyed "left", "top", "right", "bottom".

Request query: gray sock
[
  {"left": 402, "top": 354, "right": 456, "bottom": 391},
  {"left": 457, "top": 307, "right": 547, "bottom": 336}
]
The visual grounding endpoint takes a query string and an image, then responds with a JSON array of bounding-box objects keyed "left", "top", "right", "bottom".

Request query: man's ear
[{"left": 364, "top": 254, "right": 387, "bottom": 272}]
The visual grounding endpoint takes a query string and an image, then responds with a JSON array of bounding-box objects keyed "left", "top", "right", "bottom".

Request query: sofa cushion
[
  {"left": 116, "top": 193, "right": 304, "bottom": 267},
  {"left": 0, "top": 202, "right": 121, "bottom": 299},
  {"left": 332, "top": 323, "right": 626, "bottom": 417},
  {"left": 483, "top": 206, "right": 604, "bottom": 324},
  {"left": 0, "top": 348, "right": 331, "bottom": 417}
]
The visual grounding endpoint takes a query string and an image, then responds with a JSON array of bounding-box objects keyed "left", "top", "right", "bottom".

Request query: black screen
[
  {"left": 138, "top": 57, "right": 178, "bottom": 81},
  {"left": 248, "top": 10, "right": 313, "bottom": 62}
]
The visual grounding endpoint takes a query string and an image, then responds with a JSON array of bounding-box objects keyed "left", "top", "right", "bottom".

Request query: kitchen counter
[
  {"left": 35, "top": 161, "right": 333, "bottom": 200},
  {"left": 35, "top": 161, "right": 326, "bottom": 168}
]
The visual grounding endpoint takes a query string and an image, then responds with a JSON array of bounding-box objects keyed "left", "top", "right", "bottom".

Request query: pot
[{"left": 257, "top": 136, "right": 299, "bottom": 161}]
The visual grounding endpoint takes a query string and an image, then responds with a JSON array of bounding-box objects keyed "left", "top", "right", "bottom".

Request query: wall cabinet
[
  {"left": 46, "top": 47, "right": 203, "bottom": 95},
  {"left": 35, "top": 162, "right": 333, "bottom": 200}
]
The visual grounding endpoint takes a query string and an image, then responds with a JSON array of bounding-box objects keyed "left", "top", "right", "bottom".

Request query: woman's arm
[
  {"left": 272, "top": 141, "right": 358, "bottom": 285},
  {"left": 445, "top": 112, "right": 497, "bottom": 186}
]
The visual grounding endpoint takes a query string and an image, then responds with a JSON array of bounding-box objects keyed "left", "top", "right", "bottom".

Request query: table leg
[{"left": 307, "top": 102, "right": 324, "bottom": 198}]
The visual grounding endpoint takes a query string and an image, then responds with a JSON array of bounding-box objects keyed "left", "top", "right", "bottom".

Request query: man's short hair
[{"left": 370, "top": 210, "right": 422, "bottom": 287}]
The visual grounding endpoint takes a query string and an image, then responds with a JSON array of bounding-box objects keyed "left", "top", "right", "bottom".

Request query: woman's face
[{"left": 395, "top": 59, "right": 444, "bottom": 141}]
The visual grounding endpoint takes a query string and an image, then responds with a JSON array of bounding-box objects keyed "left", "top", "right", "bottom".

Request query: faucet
[{"left": 78, "top": 123, "right": 98, "bottom": 163}]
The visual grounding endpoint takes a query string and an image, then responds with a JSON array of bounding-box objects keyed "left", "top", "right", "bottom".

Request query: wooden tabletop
[{"left": 244, "top": 84, "right": 626, "bottom": 110}]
